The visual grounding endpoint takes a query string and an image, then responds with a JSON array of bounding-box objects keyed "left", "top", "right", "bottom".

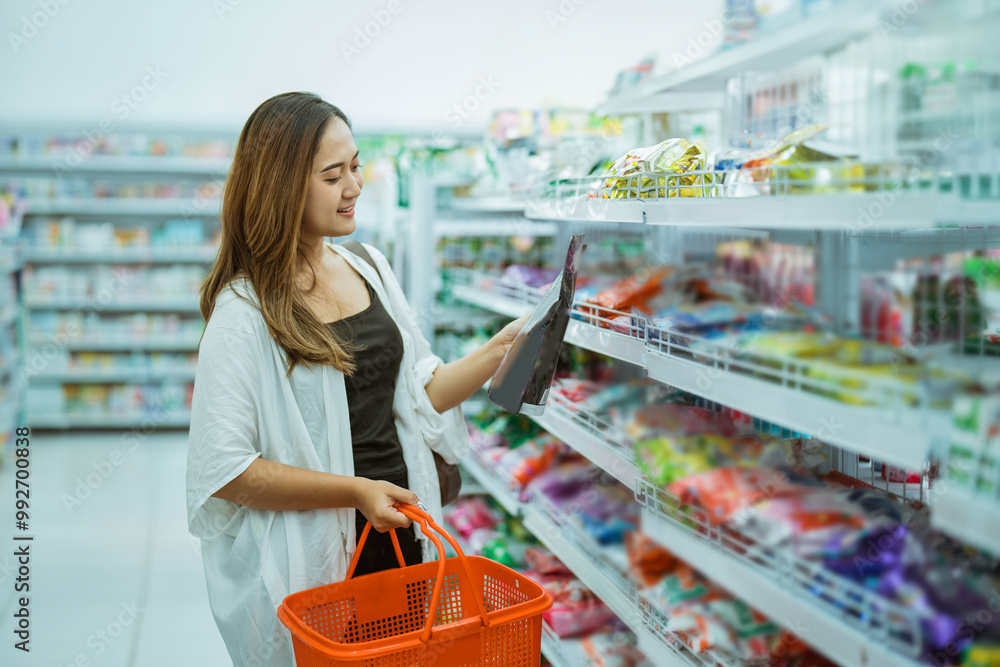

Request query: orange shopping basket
[{"left": 277, "top": 503, "right": 553, "bottom": 666}]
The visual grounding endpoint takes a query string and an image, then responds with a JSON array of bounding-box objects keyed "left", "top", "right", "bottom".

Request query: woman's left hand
[{"left": 494, "top": 315, "right": 529, "bottom": 357}]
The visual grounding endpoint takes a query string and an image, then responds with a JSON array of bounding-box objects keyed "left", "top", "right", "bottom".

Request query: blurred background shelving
[{"left": 2, "top": 0, "right": 1000, "bottom": 664}]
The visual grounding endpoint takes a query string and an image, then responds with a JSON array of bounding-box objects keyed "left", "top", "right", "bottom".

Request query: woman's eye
[
  {"left": 352, "top": 163, "right": 363, "bottom": 171},
  {"left": 326, "top": 178, "right": 340, "bottom": 184}
]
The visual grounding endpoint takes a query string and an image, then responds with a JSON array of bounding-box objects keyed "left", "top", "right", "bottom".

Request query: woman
[{"left": 185, "top": 92, "right": 525, "bottom": 667}]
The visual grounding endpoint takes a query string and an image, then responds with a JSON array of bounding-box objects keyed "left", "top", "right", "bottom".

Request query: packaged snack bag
[
  {"left": 602, "top": 138, "right": 713, "bottom": 199},
  {"left": 488, "top": 234, "right": 585, "bottom": 416},
  {"left": 625, "top": 531, "right": 678, "bottom": 588}
]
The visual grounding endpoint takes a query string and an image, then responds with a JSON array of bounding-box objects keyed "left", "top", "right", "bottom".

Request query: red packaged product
[
  {"left": 625, "top": 531, "right": 678, "bottom": 587},
  {"left": 581, "top": 266, "right": 675, "bottom": 324},
  {"left": 666, "top": 466, "right": 806, "bottom": 526}
]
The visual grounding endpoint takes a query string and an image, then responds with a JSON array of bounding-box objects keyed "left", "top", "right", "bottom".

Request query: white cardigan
[{"left": 185, "top": 241, "right": 470, "bottom": 667}]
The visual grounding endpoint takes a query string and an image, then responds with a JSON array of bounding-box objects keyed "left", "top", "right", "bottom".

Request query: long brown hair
[{"left": 200, "top": 91, "right": 357, "bottom": 375}]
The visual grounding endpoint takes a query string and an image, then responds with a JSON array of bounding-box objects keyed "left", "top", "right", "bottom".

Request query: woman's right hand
[{"left": 353, "top": 478, "right": 420, "bottom": 533}]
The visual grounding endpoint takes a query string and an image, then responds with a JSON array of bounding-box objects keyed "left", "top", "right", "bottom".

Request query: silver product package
[{"left": 487, "top": 234, "right": 585, "bottom": 416}]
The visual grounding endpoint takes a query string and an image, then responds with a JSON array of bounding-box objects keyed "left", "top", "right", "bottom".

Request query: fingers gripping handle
[{"left": 346, "top": 503, "right": 491, "bottom": 642}]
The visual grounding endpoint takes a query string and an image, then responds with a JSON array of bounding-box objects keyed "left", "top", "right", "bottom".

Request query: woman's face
[{"left": 301, "top": 117, "right": 363, "bottom": 240}]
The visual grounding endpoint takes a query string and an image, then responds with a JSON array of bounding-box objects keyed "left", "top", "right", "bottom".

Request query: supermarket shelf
[
  {"left": 539, "top": 623, "right": 591, "bottom": 667},
  {"left": 29, "top": 411, "right": 192, "bottom": 429},
  {"left": 858, "top": 227, "right": 1000, "bottom": 270},
  {"left": 523, "top": 506, "right": 638, "bottom": 628},
  {"left": 454, "top": 275, "right": 944, "bottom": 471},
  {"left": 523, "top": 505, "right": 702, "bottom": 667},
  {"left": 530, "top": 403, "right": 643, "bottom": 491},
  {"left": 0, "top": 155, "right": 231, "bottom": 175},
  {"left": 931, "top": 486, "right": 1000, "bottom": 557},
  {"left": 640, "top": 485, "right": 921, "bottom": 667},
  {"left": 0, "top": 246, "right": 21, "bottom": 274},
  {"left": 644, "top": 349, "right": 942, "bottom": 471},
  {"left": 0, "top": 353, "right": 20, "bottom": 380},
  {"left": 433, "top": 220, "right": 558, "bottom": 238},
  {"left": 26, "top": 335, "right": 202, "bottom": 351},
  {"left": 23, "top": 197, "right": 222, "bottom": 217},
  {"left": 0, "top": 306, "right": 19, "bottom": 329},
  {"left": 451, "top": 284, "right": 646, "bottom": 366},
  {"left": 457, "top": 453, "right": 521, "bottom": 516},
  {"left": 448, "top": 196, "right": 525, "bottom": 213},
  {"left": 596, "top": 0, "right": 881, "bottom": 111},
  {"left": 637, "top": 511, "right": 923, "bottom": 667},
  {"left": 25, "top": 298, "right": 201, "bottom": 313},
  {"left": 22, "top": 246, "right": 217, "bottom": 264},
  {"left": 30, "top": 367, "right": 197, "bottom": 383},
  {"left": 600, "top": 91, "right": 725, "bottom": 115},
  {"left": 451, "top": 285, "right": 525, "bottom": 319},
  {"left": 525, "top": 190, "right": 1000, "bottom": 230}
]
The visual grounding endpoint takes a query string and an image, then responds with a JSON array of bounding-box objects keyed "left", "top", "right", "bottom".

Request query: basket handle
[{"left": 346, "top": 503, "right": 492, "bottom": 642}]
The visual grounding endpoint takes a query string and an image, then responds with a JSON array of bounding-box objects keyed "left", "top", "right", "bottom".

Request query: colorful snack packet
[
  {"left": 580, "top": 265, "right": 674, "bottom": 323},
  {"left": 602, "top": 138, "right": 713, "bottom": 199},
  {"left": 625, "top": 530, "right": 678, "bottom": 588}
]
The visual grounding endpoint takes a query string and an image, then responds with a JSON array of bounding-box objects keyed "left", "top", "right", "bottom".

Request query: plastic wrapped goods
[{"left": 488, "top": 235, "right": 585, "bottom": 416}]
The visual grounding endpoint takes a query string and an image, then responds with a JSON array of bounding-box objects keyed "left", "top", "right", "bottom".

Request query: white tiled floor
[{"left": 0, "top": 430, "right": 232, "bottom": 666}]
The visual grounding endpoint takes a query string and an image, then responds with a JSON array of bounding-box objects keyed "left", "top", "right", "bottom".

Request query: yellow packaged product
[{"left": 602, "top": 138, "right": 713, "bottom": 199}]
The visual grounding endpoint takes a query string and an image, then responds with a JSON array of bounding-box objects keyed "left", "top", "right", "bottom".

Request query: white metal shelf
[
  {"left": 530, "top": 401, "right": 644, "bottom": 491},
  {"left": 31, "top": 367, "right": 197, "bottom": 383},
  {"left": 453, "top": 274, "right": 945, "bottom": 470},
  {"left": 433, "top": 220, "right": 557, "bottom": 238},
  {"left": 451, "top": 282, "right": 646, "bottom": 366},
  {"left": 528, "top": 390, "right": 931, "bottom": 666},
  {"left": 23, "top": 198, "right": 222, "bottom": 216},
  {"left": 457, "top": 453, "right": 522, "bottom": 516},
  {"left": 447, "top": 196, "right": 526, "bottom": 213},
  {"left": 22, "top": 246, "right": 217, "bottom": 264},
  {"left": 931, "top": 486, "right": 1000, "bottom": 556},
  {"left": 25, "top": 298, "right": 201, "bottom": 313},
  {"left": 596, "top": 0, "right": 882, "bottom": 112},
  {"left": 0, "top": 353, "right": 20, "bottom": 380},
  {"left": 523, "top": 504, "right": 715, "bottom": 667},
  {"left": 0, "top": 306, "right": 20, "bottom": 329},
  {"left": 638, "top": 494, "right": 923, "bottom": 667},
  {"left": 539, "top": 622, "right": 592, "bottom": 667},
  {"left": 643, "top": 348, "right": 942, "bottom": 471},
  {"left": 29, "top": 411, "right": 192, "bottom": 429},
  {"left": 0, "top": 155, "right": 231, "bottom": 175},
  {"left": 525, "top": 190, "right": 1000, "bottom": 231},
  {"left": 26, "top": 335, "right": 202, "bottom": 352}
]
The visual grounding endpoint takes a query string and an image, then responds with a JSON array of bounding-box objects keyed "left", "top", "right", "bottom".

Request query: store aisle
[{"left": 0, "top": 431, "right": 231, "bottom": 667}]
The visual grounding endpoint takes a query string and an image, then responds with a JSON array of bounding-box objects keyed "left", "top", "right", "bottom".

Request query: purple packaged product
[
  {"left": 499, "top": 265, "right": 560, "bottom": 290},
  {"left": 488, "top": 235, "right": 585, "bottom": 416}
]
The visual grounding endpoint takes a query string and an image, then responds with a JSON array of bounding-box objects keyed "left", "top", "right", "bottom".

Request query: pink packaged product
[
  {"left": 541, "top": 577, "right": 620, "bottom": 638},
  {"left": 442, "top": 497, "right": 501, "bottom": 541}
]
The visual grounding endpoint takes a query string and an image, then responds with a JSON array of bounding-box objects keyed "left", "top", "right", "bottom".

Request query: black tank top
[{"left": 326, "top": 280, "right": 408, "bottom": 480}]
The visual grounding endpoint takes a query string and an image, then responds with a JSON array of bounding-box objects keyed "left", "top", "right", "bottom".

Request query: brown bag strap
[{"left": 340, "top": 239, "right": 383, "bottom": 285}]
